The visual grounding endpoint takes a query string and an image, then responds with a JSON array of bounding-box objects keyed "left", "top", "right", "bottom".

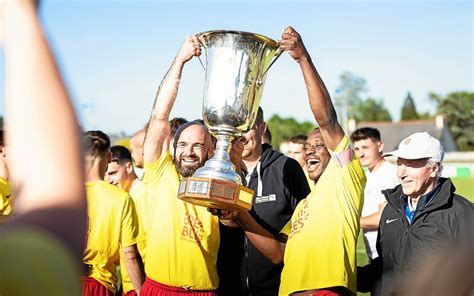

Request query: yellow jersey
[
  {"left": 280, "top": 136, "right": 365, "bottom": 295},
  {"left": 142, "top": 153, "right": 220, "bottom": 290},
  {"left": 304, "top": 170, "right": 316, "bottom": 193},
  {"left": 120, "top": 180, "right": 147, "bottom": 293},
  {"left": 83, "top": 181, "right": 139, "bottom": 293},
  {"left": 0, "top": 177, "right": 13, "bottom": 221}
]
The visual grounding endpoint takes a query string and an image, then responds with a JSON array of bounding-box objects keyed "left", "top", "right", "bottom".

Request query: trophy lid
[{"left": 195, "top": 30, "right": 279, "bottom": 49}]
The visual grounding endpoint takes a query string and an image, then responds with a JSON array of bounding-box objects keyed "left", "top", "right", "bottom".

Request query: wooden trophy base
[{"left": 178, "top": 176, "right": 254, "bottom": 211}]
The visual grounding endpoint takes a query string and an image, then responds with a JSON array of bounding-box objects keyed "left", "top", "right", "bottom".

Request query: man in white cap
[{"left": 358, "top": 132, "right": 474, "bottom": 295}]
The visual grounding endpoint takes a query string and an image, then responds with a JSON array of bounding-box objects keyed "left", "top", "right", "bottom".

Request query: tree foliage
[
  {"left": 335, "top": 72, "right": 367, "bottom": 105},
  {"left": 351, "top": 97, "right": 392, "bottom": 122},
  {"left": 400, "top": 92, "right": 420, "bottom": 120},
  {"left": 430, "top": 91, "right": 474, "bottom": 151},
  {"left": 334, "top": 71, "right": 392, "bottom": 123},
  {"left": 266, "top": 114, "right": 316, "bottom": 150},
  {"left": 417, "top": 111, "right": 433, "bottom": 120},
  {"left": 334, "top": 72, "right": 367, "bottom": 122}
]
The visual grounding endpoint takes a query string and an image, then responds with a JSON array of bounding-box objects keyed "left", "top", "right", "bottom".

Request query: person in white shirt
[{"left": 351, "top": 127, "right": 399, "bottom": 260}]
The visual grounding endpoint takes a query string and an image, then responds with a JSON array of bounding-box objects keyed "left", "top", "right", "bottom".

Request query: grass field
[
  {"left": 451, "top": 177, "right": 474, "bottom": 201},
  {"left": 356, "top": 176, "right": 473, "bottom": 295}
]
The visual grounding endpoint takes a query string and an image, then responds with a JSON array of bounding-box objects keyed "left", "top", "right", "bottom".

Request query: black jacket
[
  {"left": 218, "top": 144, "right": 310, "bottom": 296},
  {"left": 358, "top": 177, "right": 474, "bottom": 295}
]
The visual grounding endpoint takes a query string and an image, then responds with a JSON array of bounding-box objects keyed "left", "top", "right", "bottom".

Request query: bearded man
[{"left": 139, "top": 36, "right": 222, "bottom": 296}]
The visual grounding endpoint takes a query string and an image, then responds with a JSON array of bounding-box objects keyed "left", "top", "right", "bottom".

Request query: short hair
[
  {"left": 110, "top": 145, "right": 132, "bottom": 164},
  {"left": 288, "top": 134, "right": 307, "bottom": 145},
  {"left": 427, "top": 159, "right": 443, "bottom": 177},
  {"left": 170, "top": 117, "right": 188, "bottom": 138},
  {"left": 173, "top": 120, "right": 209, "bottom": 149},
  {"left": 350, "top": 127, "right": 381, "bottom": 143},
  {"left": 83, "top": 130, "right": 110, "bottom": 158}
]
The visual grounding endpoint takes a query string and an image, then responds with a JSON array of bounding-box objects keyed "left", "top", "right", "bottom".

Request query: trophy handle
[
  {"left": 197, "top": 53, "right": 206, "bottom": 71},
  {"left": 194, "top": 33, "right": 207, "bottom": 71},
  {"left": 260, "top": 47, "right": 282, "bottom": 80}
]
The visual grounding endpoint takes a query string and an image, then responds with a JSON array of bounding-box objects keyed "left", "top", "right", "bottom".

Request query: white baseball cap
[{"left": 383, "top": 132, "right": 444, "bottom": 162}]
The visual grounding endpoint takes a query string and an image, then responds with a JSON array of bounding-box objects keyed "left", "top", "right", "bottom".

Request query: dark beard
[
  {"left": 175, "top": 158, "right": 205, "bottom": 177},
  {"left": 176, "top": 165, "right": 197, "bottom": 177}
]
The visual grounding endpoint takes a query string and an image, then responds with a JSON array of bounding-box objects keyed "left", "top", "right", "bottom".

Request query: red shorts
[
  {"left": 292, "top": 287, "right": 349, "bottom": 296},
  {"left": 310, "top": 287, "right": 348, "bottom": 296},
  {"left": 310, "top": 290, "right": 342, "bottom": 296},
  {"left": 122, "top": 290, "right": 137, "bottom": 296},
  {"left": 81, "top": 277, "right": 113, "bottom": 296},
  {"left": 140, "top": 277, "right": 217, "bottom": 296}
]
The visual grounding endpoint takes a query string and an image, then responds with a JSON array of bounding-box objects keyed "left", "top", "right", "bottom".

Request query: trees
[
  {"left": 430, "top": 91, "right": 474, "bottom": 151},
  {"left": 400, "top": 92, "right": 420, "bottom": 120},
  {"left": 334, "top": 72, "right": 367, "bottom": 110},
  {"left": 334, "top": 72, "right": 367, "bottom": 126},
  {"left": 266, "top": 114, "right": 315, "bottom": 150},
  {"left": 351, "top": 97, "right": 392, "bottom": 122},
  {"left": 335, "top": 71, "right": 392, "bottom": 124}
]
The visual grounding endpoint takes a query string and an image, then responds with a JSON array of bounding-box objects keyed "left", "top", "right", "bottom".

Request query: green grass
[
  {"left": 357, "top": 232, "right": 369, "bottom": 266},
  {"left": 451, "top": 177, "right": 474, "bottom": 202}
]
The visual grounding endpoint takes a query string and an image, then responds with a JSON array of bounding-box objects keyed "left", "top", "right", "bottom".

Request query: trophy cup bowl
[{"left": 178, "top": 30, "right": 281, "bottom": 211}]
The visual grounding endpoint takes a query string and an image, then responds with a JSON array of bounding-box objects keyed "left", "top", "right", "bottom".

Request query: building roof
[{"left": 349, "top": 116, "right": 458, "bottom": 152}]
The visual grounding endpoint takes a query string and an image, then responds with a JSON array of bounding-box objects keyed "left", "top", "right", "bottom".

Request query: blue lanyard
[{"left": 405, "top": 203, "right": 415, "bottom": 224}]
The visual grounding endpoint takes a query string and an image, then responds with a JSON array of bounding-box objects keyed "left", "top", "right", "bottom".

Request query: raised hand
[
  {"left": 279, "top": 26, "right": 309, "bottom": 63},
  {"left": 145, "top": 35, "right": 201, "bottom": 162},
  {"left": 175, "top": 35, "right": 201, "bottom": 64}
]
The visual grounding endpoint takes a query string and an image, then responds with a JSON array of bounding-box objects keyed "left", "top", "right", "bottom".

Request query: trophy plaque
[{"left": 178, "top": 30, "right": 281, "bottom": 211}]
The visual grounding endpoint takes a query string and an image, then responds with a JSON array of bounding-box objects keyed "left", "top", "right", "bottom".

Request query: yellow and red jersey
[
  {"left": 280, "top": 136, "right": 366, "bottom": 295},
  {"left": 142, "top": 153, "right": 220, "bottom": 290},
  {"left": 83, "top": 181, "right": 139, "bottom": 293},
  {"left": 120, "top": 180, "right": 147, "bottom": 293}
]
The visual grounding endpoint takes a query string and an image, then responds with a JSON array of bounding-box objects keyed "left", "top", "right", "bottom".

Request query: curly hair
[{"left": 83, "top": 130, "right": 110, "bottom": 159}]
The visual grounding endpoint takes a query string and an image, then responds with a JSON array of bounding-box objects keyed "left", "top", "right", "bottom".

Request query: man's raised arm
[
  {"left": 2, "top": 1, "right": 86, "bottom": 258},
  {"left": 144, "top": 36, "right": 201, "bottom": 163},
  {"left": 280, "top": 26, "right": 344, "bottom": 151}
]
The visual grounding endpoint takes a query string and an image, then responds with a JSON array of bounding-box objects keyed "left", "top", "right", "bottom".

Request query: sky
[{"left": 0, "top": 0, "right": 472, "bottom": 135}]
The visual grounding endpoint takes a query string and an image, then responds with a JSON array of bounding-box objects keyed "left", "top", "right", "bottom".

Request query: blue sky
[{"left": 0, "top": 0, "right": 472, "bottom": 135}]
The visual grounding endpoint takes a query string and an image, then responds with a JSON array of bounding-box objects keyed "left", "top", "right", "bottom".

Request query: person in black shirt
[{"left": 217, "top": 107, "right": 310, "bottom": 296}]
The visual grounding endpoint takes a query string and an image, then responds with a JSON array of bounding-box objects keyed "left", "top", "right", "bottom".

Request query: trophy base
[{"left": 178, "top": 176, "right": 254, "bottom": 211}]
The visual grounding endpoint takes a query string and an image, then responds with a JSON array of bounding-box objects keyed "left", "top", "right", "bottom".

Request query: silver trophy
[{"left": 178, "top": 30, "right": 281, "bottom": 211}]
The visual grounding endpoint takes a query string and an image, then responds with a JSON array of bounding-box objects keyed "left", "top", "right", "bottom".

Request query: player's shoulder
[
  {"left": 380, "top": 160, "right": 397, "bottom": 172},
  {"left": 97, "top": 182, "right": 130, "bottom": 201}
]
